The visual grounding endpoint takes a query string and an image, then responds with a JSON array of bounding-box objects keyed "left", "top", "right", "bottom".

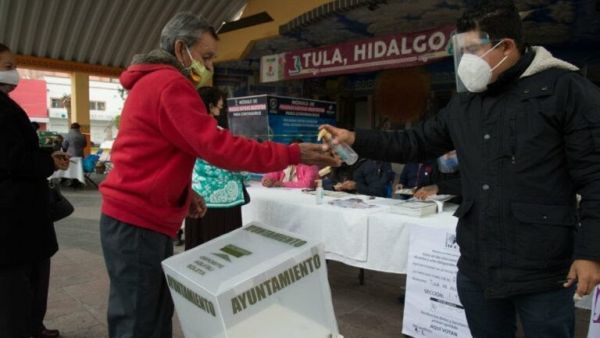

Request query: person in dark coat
[
  {"left": 0, "top": 43, "right": 69, "bottom": 338},
  {"left": 398, "top": 161, "right": 434, "bottom": 189},
  {"left": 322, "top": 162, "right": 356, "bottom": 192},
  {"left": 62, "top": 123, "right": 87, "bottom": 188},
  {"left": 319, "top": 2, "right": 600, "bottom": 337},
  {"left": 62, "top": 122, "right": 86, "bottom": 158},
  {"left": 352, "top": 159, "right": 394, "bottom": 197},
  {"left": 323, "top": 159, "right": 394, "bottom": 197},
  {"left": 414, "top": 151, "right": 462, "bottom": 203}
]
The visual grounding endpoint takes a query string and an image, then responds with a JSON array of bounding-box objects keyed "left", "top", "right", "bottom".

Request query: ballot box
[{"left": 162, "top": 223, "right": 341, "bottom": 338}]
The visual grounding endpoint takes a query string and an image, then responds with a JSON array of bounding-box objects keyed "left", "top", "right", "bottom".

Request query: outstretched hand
[
  {"left": 298, "top": 143, "right": 341, "bottom": 167},
  {"left": 414, "top": 184, "right": 439, "bottom": 200},
  {"left": 51, "top": 151, "right": 70, "bottom": 170}
]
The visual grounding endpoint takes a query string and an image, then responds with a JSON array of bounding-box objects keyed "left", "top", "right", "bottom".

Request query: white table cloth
[
  {"left": 243, "top": 184, "right": 390, "bottom": 262},
  {"left": 358, "top": 207, "right": 458, "bottom": 273},
  {"left": 242, "top": 183, "right": 458, "bottom": 274}
]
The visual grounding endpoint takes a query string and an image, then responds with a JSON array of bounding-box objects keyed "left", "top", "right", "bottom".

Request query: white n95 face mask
[
  {"left": 0, "top": 69, "right": 20, "bottom": 86},
  {"left": 457, "top": 41, "right": 508, "bottom": 93},
  {"left": 457, "top": 54, "right": 493, "bottom": 93}
]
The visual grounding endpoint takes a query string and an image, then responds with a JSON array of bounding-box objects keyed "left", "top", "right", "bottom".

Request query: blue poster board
[{"left": 227, "top": 95, "right": 336, "bottom": 144}]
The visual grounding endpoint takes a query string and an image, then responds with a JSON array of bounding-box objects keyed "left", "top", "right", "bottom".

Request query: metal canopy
[{"left": 0, "top": 0, "right": 247, "bottom": 69}]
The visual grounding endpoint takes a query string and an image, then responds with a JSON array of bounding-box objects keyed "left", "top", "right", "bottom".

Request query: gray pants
[{"left": 100, "top": 213, "right": 174, "bottom": 338}]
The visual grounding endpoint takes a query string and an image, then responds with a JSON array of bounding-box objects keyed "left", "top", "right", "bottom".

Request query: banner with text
[
  {"left": 260, "top": 25, "right": 454, "bottom": 82},
  {"left": 402, "top": 224, "right": 472, "bottom": 338}
]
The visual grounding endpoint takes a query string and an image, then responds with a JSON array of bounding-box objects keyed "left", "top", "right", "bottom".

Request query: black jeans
[
  {"left": 0, "top": 258, "right": 51, "bottom": 338},
  {"left": 457, "top": 271, "right": 575, "bottom": 338},
  {"left": 100, "top": 213, "right": 174, "bottom": 338}
]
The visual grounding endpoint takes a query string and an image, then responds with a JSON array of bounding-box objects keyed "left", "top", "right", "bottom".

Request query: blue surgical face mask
[{"left": 438, "top": 153, "right": 459, "bottom": 173}]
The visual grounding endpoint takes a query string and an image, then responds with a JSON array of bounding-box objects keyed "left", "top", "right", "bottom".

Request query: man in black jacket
[
  {"left": 0, "top": 44, "right": 69, "bottom": 338},
  {"left": 320, "top": 2, "right": 600, "bottom": 337},
  {"left": 414, "top": 151, "right": 462, "bottom": 203},
  {"left": 352, "top": 159, "right": 395, "bottom": 197}
]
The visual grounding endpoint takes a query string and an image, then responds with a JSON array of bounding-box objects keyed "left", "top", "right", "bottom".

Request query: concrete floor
[{"left": 44, "top": 182, "right": 591, "bottom": 338}]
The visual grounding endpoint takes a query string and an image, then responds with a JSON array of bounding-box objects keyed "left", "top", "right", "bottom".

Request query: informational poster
[
  {"left": 227, "top": 95, "right": 269, "bottom": 142},
  {"left": 589, "top": 285, "right": 600, "bottom": 338},
  {"left": 267, "top": 96, "right": 336, "bottom": 144},
  {"left": 227, "top": 95, "right": 336, "bottom": 144},
  {"left": 402, "top": 225, "right": 472, "bottom": 338}
]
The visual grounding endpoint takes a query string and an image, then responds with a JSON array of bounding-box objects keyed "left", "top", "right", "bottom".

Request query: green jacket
[{"left": 192, "top": 159, "right": 246, "bottom": 208}]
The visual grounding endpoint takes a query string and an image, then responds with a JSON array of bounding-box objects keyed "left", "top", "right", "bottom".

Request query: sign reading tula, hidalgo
[{"left": 260, "top": 25, "right": 454, "bottom": 82}]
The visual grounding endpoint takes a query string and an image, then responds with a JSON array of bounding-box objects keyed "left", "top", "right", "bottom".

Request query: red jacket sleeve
[{"left": 158, "top": 79, "right": 300, "bottom": 173}]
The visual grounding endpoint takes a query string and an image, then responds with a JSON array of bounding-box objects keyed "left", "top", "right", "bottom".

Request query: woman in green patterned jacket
[{"left": 184, "top": 87, "right": 249, "bottom": 249}]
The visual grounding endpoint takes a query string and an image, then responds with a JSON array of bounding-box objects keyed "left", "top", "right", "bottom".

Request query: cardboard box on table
[{"left": 162, "top": 223, "right": 341, "bottom": 338}]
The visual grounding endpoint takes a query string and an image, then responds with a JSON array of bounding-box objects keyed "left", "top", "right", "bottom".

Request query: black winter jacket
[
  {"left": 353, "top": 159, "right": 394, "bottom": 197},
  {"left": 0, "top": 91, "right": 58, "bottom": 267},
  {"left": 353, "top": 47, "right": 600, "bottom": 298}
]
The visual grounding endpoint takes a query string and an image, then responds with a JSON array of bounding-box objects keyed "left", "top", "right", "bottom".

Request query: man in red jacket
[{"left": 99, "top": 12, "right": 337, "bottom": 338}]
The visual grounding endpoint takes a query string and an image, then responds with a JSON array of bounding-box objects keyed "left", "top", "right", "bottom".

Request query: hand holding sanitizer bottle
[{"left": 317, "top": 129, "right": 358, "bottom": 165}]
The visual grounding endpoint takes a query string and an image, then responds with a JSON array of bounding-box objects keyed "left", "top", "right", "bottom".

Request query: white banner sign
[
  {"left": 402, "top": 225, "right": 472, "bottom": 338},
  {"left": 589, "top": 285, "right": 600, "bottom": 338}
]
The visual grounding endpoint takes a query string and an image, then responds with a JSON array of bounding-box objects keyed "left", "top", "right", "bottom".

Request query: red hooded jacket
[{"left": 100, "top": 64, "right": 300, "bottom": 236}]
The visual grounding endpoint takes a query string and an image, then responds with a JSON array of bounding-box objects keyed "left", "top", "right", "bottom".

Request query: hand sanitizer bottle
[
  {"left": 318, "top": 129, "right": 358, "bottom": 165},
  {"left": 315, "top": 180, "right": 324, "bottom": 205}
]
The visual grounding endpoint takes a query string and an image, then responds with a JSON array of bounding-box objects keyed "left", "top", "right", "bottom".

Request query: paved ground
[{"left": 45, "top": 180, "right": 591, "bottom": 338}]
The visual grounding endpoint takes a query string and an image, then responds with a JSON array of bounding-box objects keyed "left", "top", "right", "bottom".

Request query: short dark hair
[
  {"left": 70, "top": 122, "right": 81, "bottom": 129},
  {"left": 197, "top": 86, "right": 224, "bottom": 108},
  {"left": 457, "top": 0, "right": 524, "bottom": 52},
  {"left": 0, "top": 43, "right": 10, "bottom": 53}
]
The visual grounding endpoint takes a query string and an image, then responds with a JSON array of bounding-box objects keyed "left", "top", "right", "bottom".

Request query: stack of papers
[
  {"left": 328, "top": 198, "right": 378, "bottom": 209},
  {"left": 422, "top": 194, "right": 455, "bottom": 213},
  {"left": 424, "top": 194, "right": 455, "bottom": 202},
  {"left": 389, "top": 200, "right": 438, "bottom": 217},
  {"left": 395, "top": 188, "right": 415, "bottom": 196},
  {"left": 303, "top": 190, "right": 350, "bottom": 198}
]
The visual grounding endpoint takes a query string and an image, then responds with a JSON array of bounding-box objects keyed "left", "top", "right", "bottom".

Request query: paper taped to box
[{"left": 162, "top": 223, "right": 341, "bottom": 338}]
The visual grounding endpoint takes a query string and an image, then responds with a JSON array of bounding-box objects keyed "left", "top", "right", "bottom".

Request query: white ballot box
[{"left": 162, "top": 223, "right": 341, "bottom": 338}]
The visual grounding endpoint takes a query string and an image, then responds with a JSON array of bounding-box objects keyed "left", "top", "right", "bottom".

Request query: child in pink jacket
[{"left": 262, "top": 164, "right": 319, "bottom": 188}]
